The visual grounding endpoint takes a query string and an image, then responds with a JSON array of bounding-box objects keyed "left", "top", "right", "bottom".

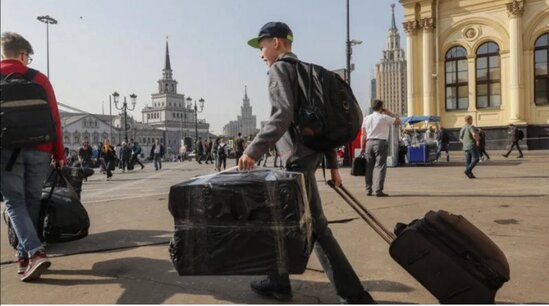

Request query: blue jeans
[
  {"left": 464, "top": 147, "right": 479, "bottom": 174},
  {"left": 1, "top": 148, "right": 51, "bottom": 259},
  {"left": 154, "top": 153, "right": 162, "bottom": 170}
]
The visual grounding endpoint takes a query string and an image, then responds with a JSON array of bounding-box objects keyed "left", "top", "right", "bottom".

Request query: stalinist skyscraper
[{"left": 375, "top": 4, "right": 407, "bottom": 115}]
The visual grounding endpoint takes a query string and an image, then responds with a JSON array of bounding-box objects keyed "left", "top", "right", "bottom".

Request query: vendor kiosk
[{"left": 400, "top": 116, "right": 440, "bottom": 165}]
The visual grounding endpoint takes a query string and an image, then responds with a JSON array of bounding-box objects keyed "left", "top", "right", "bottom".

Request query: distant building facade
[
  {"left": 375, "top": 4, "right": 407, "bottom": 116},
  {"left": 141, "top": 40, "right": 209, "bottom": 154},
  {"left": 401, "top": 0, "right": 549, "bottom": 149},
  {"left": 60, "top": 111, "right": 164, "bottom": 156},
  {"left": 223, "top": 86, "right": 258, "bottom": 138}
]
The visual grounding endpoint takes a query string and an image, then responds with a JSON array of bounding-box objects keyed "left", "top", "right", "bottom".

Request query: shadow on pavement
[
  {"left": 404, "top": 160, "right": 523, "bottom": 167},
  {"left": 388, "top": 194, "right": 546, "bottom": 198},
  {"left": 46, "top": 229, "right": 171, "bottom": 257},
  {"left": 35, "top": 256, "right": 415, "bottom": 304}
]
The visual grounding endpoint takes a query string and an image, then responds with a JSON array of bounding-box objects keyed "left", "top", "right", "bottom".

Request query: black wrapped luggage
[
  {"left": 168, "top": 169, "right": 313, "bottom": 276},
  {"left": 329, "top": 183, "right": 510, "bottom": 304}
]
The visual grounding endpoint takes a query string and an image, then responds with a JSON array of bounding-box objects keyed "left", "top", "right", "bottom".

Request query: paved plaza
[{"left": 1, "top": 151, "right": 548, "bottom": 304}]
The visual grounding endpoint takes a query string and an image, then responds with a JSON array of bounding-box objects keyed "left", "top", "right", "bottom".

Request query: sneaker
[
  {"left": 502, "top": 154, "right": 508, "bottom": 158},
  {"left": 17, "top": 258, "right": 29, "bottom": 275},
  {"left": 376, "top": 192, "right": 389, "bottom": 197},
  {"left": 517, "top": 155, "right": 524, "bottom": 158},
  {"left": 464, "top": 171, "right": 476, "bottom": 179},
  {"left": 250, "top": 278, "right": 292, "bottom": 301},
  {"left": 340, "top": 290, "right": 376, "bottom": 304},
  {"left": 20, "top": 251, "right": 50, "bottom": 282},
  {"left": 141, "top": 165, "right": 145, "bottom": 170},
  {"left": 366, "top": 190, "right": 373, "bottom": 196}
]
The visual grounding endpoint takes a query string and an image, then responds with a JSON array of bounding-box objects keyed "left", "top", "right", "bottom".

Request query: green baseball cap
[{"left": 248, "top": 21, "right": 294, "bottom": 48}]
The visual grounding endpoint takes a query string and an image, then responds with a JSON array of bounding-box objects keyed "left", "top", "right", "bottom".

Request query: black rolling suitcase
[{"left": 329, "top": 182, "right": 510, "bottom": 304}]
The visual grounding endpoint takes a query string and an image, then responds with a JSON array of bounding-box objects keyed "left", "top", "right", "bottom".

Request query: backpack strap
[
  {"left": 5, "top": 148, "right": 21, "bottom": 171},
  {"left": 24, "top": 68, "right": 38, "bottom": 80}
]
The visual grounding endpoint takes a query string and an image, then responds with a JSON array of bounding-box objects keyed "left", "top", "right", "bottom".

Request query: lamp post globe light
[
  {"left": 112, "top": 91, "right": 137, "bottom": 143},
  {"left": 186, "top": 96, "right": 205, "bottom": 153},
  {"left": 37, "top": 15, "right": 58, "bottom": 78}
]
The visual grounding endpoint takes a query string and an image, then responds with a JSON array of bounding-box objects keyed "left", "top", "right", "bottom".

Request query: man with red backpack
[{"left": 1, "top": 32, "right": 65, "bottom": 281}]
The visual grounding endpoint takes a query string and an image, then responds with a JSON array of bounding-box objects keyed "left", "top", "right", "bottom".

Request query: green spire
[{"left": 391, "top": 4, "right": 397, "bottom": 30}]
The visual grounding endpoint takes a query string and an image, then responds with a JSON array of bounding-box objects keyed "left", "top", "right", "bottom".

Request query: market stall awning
[{"left": 400, "top": 115, "right": 441, "bottom": 125}]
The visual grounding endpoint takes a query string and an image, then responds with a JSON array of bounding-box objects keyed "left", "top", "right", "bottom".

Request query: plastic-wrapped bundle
[{"left": 168, "top": 169, "right": 313, "bottom": 275}]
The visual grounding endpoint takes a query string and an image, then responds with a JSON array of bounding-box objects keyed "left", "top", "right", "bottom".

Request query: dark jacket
[
  {"left": 121, "top": 146, "right": 132, "bottom": 160},
  {"left": 100, "top": 144, "right": 116, "bottom": 161},
  {"left": 150, "top": 144, "right": 165, "bottom": 157}
]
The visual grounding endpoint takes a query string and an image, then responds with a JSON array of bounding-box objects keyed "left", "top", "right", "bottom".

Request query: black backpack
[
  {"left": 0, "top": 68, "right": 57, "bottom": 149},
  {"left": 279, "top": 58, "right": 363, "bottom": 151},
  {"left": 517, "top": 130, "right": 524, "bottom": 141}
]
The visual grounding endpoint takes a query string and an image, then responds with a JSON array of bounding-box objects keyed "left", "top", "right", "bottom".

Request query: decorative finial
[{"left": 390, "top": 3, "right": 397, "bottom": 30}]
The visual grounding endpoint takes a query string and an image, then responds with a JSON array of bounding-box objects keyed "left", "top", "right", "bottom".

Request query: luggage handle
[{"left": 328, "top": 180, "right": 396, "bottom": 244}]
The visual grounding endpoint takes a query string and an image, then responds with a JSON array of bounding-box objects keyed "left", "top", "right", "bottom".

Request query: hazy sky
[{"left": 1, "top": 0, "right": 405, "bottom": 134}]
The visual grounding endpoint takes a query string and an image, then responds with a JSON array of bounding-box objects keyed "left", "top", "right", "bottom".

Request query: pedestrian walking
[
  {"left": 205, "top": 137, "right": 214, "bottom": 164},
  {"left": 272, "top": 146, "right": 282, "bottom": 168},
  {"left": 217, "top": 137, "right": 228, "bottom": 170},
  {"left": 100, "top": 139, "right": 116, "bottom": 180},
  {"left": 129, "top": 139, "right": 145, "bottom": 169},
  {"left": 120, "top": 142, "right": 132, "bottom": 172},
  {"left": 502, "top": 124, "right": 524, "bottom": 158},
  {"left": 436, "top": 127, "right": 450, "bottom": 162},
  {"left": 179, "top": 144, "right": 187, "bottom": 162},
  {"left": 477, "top": 128, "right": 490, "bottom": 161},
  {"left": 234, "top": 132, "right": 245, "bottom": 165},
  {"left": 150, "top": 139, "right": 164, "bottom": 170},
  {"left": 360, "top": 99, "right": 401, "bottom": 197},
  {"left": 1, "top": 32, "right": 65, "bottom": 281},
  {"left": 77, "top": 140, "right": 93, "bottom": 168},
  {"left": 240, "top": 21, "right": 374, "bottom": 303},
  {"left": 459, "top": 115, "right": 480, "bottom": 179},
  {"left": 195, "top": 137, "right": 204, "bottom": 164}
]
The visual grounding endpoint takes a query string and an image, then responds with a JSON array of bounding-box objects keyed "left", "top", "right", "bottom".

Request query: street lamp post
[
  {"left": 345, "top": 0, "right": 363, "bottom": 85},
  {"left": 186, "top": 96, "right": 205, "bottom": 152},
  {"left": 37, "top": 15, "right": 57, "bottom": 78},
  {"left": 344, "top": 0, "right": 363, "bottom": 167},
  {"left": 112, "top": 91, "right": 137, "bottom": 143}
]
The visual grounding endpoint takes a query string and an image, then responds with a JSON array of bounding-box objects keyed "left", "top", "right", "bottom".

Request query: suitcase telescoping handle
[{"left": 328, "top": 180, "right": 396, "bottom": 244}]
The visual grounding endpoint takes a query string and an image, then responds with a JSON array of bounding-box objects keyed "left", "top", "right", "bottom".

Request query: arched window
[
  {"left": 92, "top": 132, "right": 99, "bottom": 144},
  {"left": 534, "top": 33, "right": 549, "bottom": 105},
  {"left": 445, "top": 46, "right": 469, "bottom": 110},
  {"left": 64, "top": 132, "right": 71, "bottom": 145},
  {"left": 73, "top": 132, "right": 80, "bottom": 145},
  {"left": 476, "top": 42, "right": 501, "bottom": 108}
]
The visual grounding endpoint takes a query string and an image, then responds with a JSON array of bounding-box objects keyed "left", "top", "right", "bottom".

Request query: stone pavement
[{"left": 1, "top": 151, "right": 548, "bottom": 304}]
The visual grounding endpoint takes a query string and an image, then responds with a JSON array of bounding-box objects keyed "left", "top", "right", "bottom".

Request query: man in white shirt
[{"left": 360, "top": 100, "right": 400, "bottom": 197}]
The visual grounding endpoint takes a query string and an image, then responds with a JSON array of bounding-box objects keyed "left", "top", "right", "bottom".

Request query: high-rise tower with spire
[
  {"left": 223, "top": 86, "right": 258, "bottom": 137},
  {"left": 375, "top": 4, "right": 407, "bottom": 115},
  {"left": 142, "top": 38, "right": 209, "bottom": 153}
]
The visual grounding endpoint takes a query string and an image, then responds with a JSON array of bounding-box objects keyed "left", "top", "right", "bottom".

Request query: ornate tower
[{"left": 375, "top": 4, "right": 407, "bottom": 115}]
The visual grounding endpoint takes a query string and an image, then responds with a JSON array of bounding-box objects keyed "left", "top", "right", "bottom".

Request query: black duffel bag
[
  {"left": 3, "top": 168, "right": 90, "bottom": 248},
  {"left": 39, "top": 169, "right": 90, "bottom": 243}
]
